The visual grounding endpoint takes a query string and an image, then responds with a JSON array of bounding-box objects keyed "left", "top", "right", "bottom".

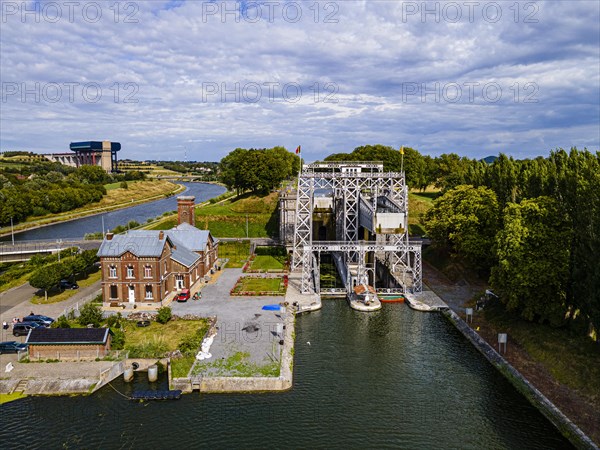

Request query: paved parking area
[{"left": 171, "top": 269, "right": 288, "bottom": 375}]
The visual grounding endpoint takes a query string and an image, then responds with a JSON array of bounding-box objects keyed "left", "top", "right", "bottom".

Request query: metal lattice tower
[{"left": 290, "top": 161, "right": 422, "bottom": 295}]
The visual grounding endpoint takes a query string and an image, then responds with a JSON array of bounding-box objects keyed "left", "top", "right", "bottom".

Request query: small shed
[{"left": 26, "top": 328, "right": 111, "bottom": 361}]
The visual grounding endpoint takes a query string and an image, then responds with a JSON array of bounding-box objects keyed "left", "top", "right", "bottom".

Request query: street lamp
[{"left": 57, "top": 239, "right": 63, "bottom": 262}]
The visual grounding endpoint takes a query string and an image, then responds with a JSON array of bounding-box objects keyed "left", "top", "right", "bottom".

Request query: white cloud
[{"left": 0, "top": 0, "right": 598, "bottom": 161}]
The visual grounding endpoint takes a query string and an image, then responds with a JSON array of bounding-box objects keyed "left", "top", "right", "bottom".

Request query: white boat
[{"left": 348, "top": 285, "right": 381, "bottom": 312}]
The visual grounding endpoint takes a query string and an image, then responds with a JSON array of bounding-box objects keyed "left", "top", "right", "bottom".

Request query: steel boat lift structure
[{"left": 290, "top": 162, "right": 422, "bottom": 309}]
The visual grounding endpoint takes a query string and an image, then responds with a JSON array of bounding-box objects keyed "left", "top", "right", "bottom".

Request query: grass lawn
[
  {"left": 171, "top": 355, "right": 197, "bottom": 378},
  {"left": 0, "top": 271, "right": 30, "bottom": 294},
  {"left": 219, "top": 241, "right": 251, "bottom": 268},
  {"left": 195, "top": 192, "right": 279, "bottom": 238},
  {"left": 483, "top": 301, "right": 600, "bottom": 402},
  {"left": 231, "top": 276, "right": 285, "bottom": 295},
  {"left": 123, "top": 319, "right": 208, "bottom": 350},
  {"left": 250, "top": 255, "right": 285, "bottom": 271},
  {"left": 30, "top": 270, "right": 101, "bottom": 305},
  {"left": 192, "top": 351, "right": 280, "bottom": 377},
  {"left": 145, "top": 217, "right": 178, "bottom": 231},
  {"left": 0, "top": 392, "right": 26, "bottom": 405},
  {"left": 408, "top": 188, "right": 439, "bottom": 236}
]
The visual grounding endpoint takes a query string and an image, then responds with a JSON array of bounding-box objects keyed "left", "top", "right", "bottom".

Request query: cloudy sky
[{"left": 1, "top": 0, "right": 599, "bottom": 162}]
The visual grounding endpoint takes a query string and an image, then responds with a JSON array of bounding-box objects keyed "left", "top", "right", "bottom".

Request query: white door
[{"left": 128, "top": 286, "right": 135, "bottom": 303}]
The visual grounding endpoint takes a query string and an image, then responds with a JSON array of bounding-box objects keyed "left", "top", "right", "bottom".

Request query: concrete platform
[
  {"left": 405, "top": 289, "right": 448, "bottom": 312},
  {"left": 347, "top": 294, "right": 382, "bottom": 312},
  {"left": 285, "top": 271, "right": 321, "bottom": 314}
]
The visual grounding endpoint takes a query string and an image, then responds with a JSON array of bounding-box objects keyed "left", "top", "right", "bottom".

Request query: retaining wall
[{"left": 443, "top": 308, "right": 598, "bottom": 450}]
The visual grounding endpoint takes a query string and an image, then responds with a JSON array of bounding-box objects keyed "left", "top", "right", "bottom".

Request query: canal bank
[
  {"left": 443, "top": 308, "right": 598, "bottom": 450},
  {"left": 0, "top": 182, "right": 185, "bottom": 239},
  {"left": 0, "top": 182, "right": 226, "bottom": 241}
]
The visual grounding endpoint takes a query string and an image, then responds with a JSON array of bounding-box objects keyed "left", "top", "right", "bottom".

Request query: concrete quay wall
[{"left": 443, "top": 308, "right": 598, "bottom": 450}]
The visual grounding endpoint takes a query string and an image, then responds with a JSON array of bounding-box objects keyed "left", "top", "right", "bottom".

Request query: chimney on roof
[
  {"left": 106, "top": 232, "right": 113, "bottom": 241},
  {"left": 159, "top": 231, "right": 164, "bottom": 240},
  {"left": 177, "top": 196, "right": 196, "bottom": 226}
]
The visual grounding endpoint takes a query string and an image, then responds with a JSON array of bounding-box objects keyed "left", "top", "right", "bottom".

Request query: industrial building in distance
[{"left": 43, "top": 141, "right": 121, "bottom": 173}]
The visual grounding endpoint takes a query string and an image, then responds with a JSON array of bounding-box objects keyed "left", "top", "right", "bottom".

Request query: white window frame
[
  {"left": 109, "top": 265, "right": 117, "bottom": 278},
  {"left": 145, "top": 285, "right": 153, "bottom": 299},
  {"left": 144, "top": 265, "right": 152, "bottom": 278},
  {"left": 126, "top": 265, "right": 134, "bottom": 279}
]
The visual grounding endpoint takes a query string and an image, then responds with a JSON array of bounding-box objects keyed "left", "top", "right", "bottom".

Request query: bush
[
  {"left": 78, "top": 302, "right": 103, "bottom": 327},
  {"left": 156, "top": 306, "right": 172, "bottom": 324},
  {"left": 51, "top": 315, "right": 71, "bottom": 328},
  {"left": 120, "top": 181, "right": 128, "bottom": 189},
  {"left": 111, "top": 328, "right": 125, "bottom": 350},
  {"left": 106, "top": 312, "right": 123, "bottom": 328},
  {"left": 178, "top": 328, "right": 205, "bottom": 355}
]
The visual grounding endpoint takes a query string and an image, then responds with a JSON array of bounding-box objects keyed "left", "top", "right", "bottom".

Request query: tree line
[
  {"left": 0, "top": 162, "right": 146, "bottom": 227},
  {"left": 422, "top": 149, "right": 599, "bottom": 338},
  {"left": 219, "top": 146, "right": 301, "bottom": 195}
]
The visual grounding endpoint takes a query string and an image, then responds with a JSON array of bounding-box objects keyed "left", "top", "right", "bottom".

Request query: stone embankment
[{"left": 443, "top": 308, "right": 598, "bottom": 450}]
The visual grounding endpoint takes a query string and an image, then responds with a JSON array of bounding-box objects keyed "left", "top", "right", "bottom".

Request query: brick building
[
  {"left": 97, "top": 196, "right": 218, "bottom": 306},
  {"left": 26, "top": 328, "right": 111, "bottom": 361}
]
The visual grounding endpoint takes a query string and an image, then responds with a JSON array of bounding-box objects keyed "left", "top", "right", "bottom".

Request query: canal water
[
  {"left": 2, "top": 182, "right": 226, "bottom": 241},
  {"left": 0, "top": 301, "right": 572, "bottom": 449}
]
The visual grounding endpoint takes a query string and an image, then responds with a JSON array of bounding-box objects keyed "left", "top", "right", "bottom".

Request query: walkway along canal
[{"left": 0, "top": 301, "right": 573, "bottom": 449}]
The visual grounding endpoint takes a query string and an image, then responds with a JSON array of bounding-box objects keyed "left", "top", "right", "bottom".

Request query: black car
[
  {"left": 59, "top": 279, "right": 79, "bottom": 290},
  {"left": 0, "top": 341, "right": 28, "bottom": 354},
  {"left": 22, "top": 315, "right": 54, "bottom": 326},
  {"left": 13, "top": 321, "right": 42, "bottom": 337}
]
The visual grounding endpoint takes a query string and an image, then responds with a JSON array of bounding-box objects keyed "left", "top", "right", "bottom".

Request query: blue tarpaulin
[{"left": 262, "top": 304, "right": 280, "bottom": 311}]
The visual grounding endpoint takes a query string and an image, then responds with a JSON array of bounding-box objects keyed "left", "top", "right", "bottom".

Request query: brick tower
[{"left": 177, "top": 196, "right": 196, "bottom": 226}]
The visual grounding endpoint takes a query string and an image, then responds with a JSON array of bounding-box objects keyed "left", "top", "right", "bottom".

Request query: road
[{"left": 0, "top": 281, "right": 102, "bottom": 343}]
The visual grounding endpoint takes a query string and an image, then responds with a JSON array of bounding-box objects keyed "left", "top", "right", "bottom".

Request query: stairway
[{"left": 13, "top": 379, "right": 28, "bottom": 394}]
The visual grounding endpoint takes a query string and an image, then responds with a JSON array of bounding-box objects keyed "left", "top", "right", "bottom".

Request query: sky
[{"left": 1, "top": 0, "right": 599, "bottom": 162}]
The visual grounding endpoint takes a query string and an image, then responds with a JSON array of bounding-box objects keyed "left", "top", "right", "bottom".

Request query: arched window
[
  {"left": 144, "top": 265, "right": 152, "bottom": 278},
  {"left": 126, "top": 265, "right": 134, "bottom": 278},
  {"left": 109, "top": 265, "right": 117, "bottom": 278},
  {"left": 145, "top": 285, "right": 153, "bottom": 299}
]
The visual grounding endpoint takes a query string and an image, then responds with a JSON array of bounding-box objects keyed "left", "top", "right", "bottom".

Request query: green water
[{"left": 0, "top": 301, "right": 572, "bottom": 449}]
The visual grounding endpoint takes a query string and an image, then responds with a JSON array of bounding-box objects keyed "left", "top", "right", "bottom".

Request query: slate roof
[
  {"left": 97, "top": 225, "right": 214, "bottom": 268},
  {"left": 97, "top": 233, "right": 169, "bottom": 258},
  {"left": 171, "top": 246, "right": 200, "bottom": 268},
  {"left": 165, "top": 223, "right": 213, "bottom": 252},
  {"left": 26, "top": 328, "right": 109, "bottom": 345}
]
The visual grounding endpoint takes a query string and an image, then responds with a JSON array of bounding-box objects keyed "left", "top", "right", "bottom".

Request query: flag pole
[{"left": 400, "top": 145, "right": 404, "bottom": 173}]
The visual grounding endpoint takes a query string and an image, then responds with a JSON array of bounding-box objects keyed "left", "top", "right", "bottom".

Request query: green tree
[
  {"left": 29, "top": 262, "right": 66, "bottom": 295},
  {"left": 491, "top": 197, "right": 571, "bottom": 326},
  {"left": 78, "top": 302, "right": 103, "bottom": 327},
  {"left": 423, "top": 185, "right": 500, "bottom": 270}
]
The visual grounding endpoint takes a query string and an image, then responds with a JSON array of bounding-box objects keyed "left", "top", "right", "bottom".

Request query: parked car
[
  {"left": 13, "top": 321, "right": 42, "bottom": 337},
  {"left": 177, "top": 289, "right": 190, "bottom": 302},
  {"left": 22, "top": 315, "right": 54, "bottom": 326},
  {"left": 0, "top": 341, "right": 28, "bottom": 354},
  {"left": 59, "top": 279, "right": 79, "bottom": 290}
]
